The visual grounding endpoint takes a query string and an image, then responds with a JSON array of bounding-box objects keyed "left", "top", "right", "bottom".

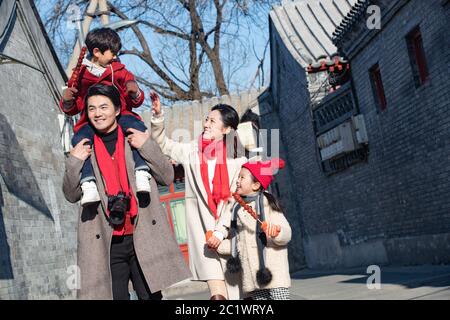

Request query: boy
[{"left": 61, "top": 27, "right": 151, "bottom": 206}]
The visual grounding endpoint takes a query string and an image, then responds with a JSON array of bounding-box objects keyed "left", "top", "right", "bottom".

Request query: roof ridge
[{"left": 332, "top": 0, "right": 372, "bottom": 47}]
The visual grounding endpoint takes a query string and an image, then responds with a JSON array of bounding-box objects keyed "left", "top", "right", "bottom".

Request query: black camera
[{"left": 107, "top": 192, "right": 131, "bottom": 225}]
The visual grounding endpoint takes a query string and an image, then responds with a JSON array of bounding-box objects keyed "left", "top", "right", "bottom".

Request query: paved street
[{"left": 162, "top": 265, "right": 450, "bottom": 300}]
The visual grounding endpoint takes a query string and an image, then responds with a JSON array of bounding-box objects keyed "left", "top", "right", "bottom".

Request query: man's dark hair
[
  {"left": 85, "top": 27, "right": 122, "bottom": 56},
  {"left": 211, "top": 104, "right": 239, "bottom": 130},
  {"left": 85, "top": 84, "right": 122, "bottom": 112},
  {"left": 240, "top": 109, "right": 260, "bottom": 129}
]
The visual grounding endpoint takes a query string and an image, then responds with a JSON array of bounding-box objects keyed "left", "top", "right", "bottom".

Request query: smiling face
[
  {"left": 203, "top": 110, "right": 231, "bottom": 141},
  {"left": 87, "top": 95, "right": 120, "bottom": 134},
  {"left": 236, "top": 167, "right": 261, "bottom": 196}
]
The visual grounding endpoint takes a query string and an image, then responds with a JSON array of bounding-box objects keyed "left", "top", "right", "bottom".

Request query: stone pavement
[{"left": 162, "top": 264, "right": 450, "bottom": 300}]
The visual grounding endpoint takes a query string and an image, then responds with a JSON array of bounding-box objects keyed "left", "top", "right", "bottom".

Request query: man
[{"left": 63, "top": 84, "right": 191, "bottom": 299}]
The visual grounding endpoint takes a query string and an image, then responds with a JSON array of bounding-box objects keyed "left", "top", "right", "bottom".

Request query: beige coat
[
  {"left": 215, "top": 196, "right": 292, "bottom": 294},
  {"left": 150, "top": 117, "right": 247, "bottom": 287},
  {"left": 62, "top": 138, "right": 192, "bottom": 299}
]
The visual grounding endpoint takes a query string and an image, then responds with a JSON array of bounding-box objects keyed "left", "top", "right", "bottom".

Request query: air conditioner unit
[
  {"left": 319, "top": 121, "right": 356, "bottom": 161},
  {"left": 352, "top": 114, "right": 369, "bottom": 144}
]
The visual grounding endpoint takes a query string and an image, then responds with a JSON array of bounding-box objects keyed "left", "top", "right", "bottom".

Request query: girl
[
  {"left": 150, "top": 92, "right": 247, "bottom": 300},
  {"left": 207, "top": 158, "right": 292, "bottom": 300}
]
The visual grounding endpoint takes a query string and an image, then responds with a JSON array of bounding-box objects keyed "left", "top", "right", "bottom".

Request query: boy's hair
[
  {"left": 85, "top": 27, "right": 122, "bottom": 56},
  {"left": 85, "top": 84, "right": 122, "bottom": 112}
]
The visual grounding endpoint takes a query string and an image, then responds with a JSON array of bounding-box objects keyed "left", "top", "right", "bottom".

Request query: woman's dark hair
[
  {"left": 85, "top": 27, "right": 122, "bottom": 56},
  {"left": 85, "top": 84, "right": 122, "bottom": 112},
  {"left": 211, "top": 104, "right": 239, "bottom": 130}
]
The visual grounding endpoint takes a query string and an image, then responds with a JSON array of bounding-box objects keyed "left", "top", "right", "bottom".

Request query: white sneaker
[
  {"left": 80, "top": 181, "right": 101, "bottom": 206},
  {"left": 136, "top": 170, "right": 151, "bottom": 193}
]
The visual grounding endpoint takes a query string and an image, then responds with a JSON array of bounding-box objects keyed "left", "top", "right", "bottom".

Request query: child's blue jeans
[{"left": 71, "top": 115, "right": 149, "bottom": 184}]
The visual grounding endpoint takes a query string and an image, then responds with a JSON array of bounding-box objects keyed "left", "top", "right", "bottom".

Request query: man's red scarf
[
  {"left": 94, "top": 126, "right": 137, "bottom": 235},
  {"left": 199, "top": 135, "right": 230, "bottom": 220}
]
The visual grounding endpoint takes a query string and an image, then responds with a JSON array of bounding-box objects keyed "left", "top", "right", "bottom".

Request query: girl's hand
[
  {"left": 70, "top": 138, "right": 91, "bottom": 161},
  {"left": 127, "top": 128, "right": 149, "bottom": 149},
  {"left": 262, "top": 221, "right": 281, "bottom": 238},
  {"left": 150, "top": 91, "right": 161, "bottom": 116}
]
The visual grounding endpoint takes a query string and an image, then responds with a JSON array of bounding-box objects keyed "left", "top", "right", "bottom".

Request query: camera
[{"left": 107, "top": 192, "right": 131, "bottom": 225}]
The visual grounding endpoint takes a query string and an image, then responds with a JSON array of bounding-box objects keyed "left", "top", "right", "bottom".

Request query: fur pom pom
[
  {"left": 256, "top": 267, "right": 272, "bottom": 286},
  {"left": 226, "top": 256, "right": 242, "bottom": 274}
]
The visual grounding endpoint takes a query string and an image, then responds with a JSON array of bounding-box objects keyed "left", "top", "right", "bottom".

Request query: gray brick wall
[
  {"left": 0, "top": 5, "right": 78, "bottom": 299},
  {"left": 264, "top": 0, "right": 450, "bottom": 269}
]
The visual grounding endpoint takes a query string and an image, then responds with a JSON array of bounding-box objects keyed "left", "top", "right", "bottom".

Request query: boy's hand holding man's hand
[
  {"left": 125, "top": 81, "right": 140, "bottom": 99},
  {"left": 63, "top": 87, "right": 78, "bottom": 103},
  {"left": 127, "top": 128, "right": 150, "bottom": 149}
]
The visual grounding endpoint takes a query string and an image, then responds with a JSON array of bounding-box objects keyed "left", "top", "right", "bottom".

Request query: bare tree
[{"left": 37, "top": 0, "right": 279, "bottom": 102}]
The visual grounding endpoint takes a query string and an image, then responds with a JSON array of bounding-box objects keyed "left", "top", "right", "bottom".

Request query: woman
[{"left": 150, "top": 92, "right": 247, "bottom": 300}]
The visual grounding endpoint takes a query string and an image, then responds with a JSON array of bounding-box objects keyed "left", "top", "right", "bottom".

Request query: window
[
  {"left": 406, "top": 26, "right": 429, "bottom": 87},
  {"left": 369, "top": 64, "right": 387, "bottom": 112},
  {"left": 169, "top": 199, "right": 187, "bottom": 245}
]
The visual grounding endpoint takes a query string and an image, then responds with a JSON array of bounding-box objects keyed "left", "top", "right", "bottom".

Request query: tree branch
[{"left": 108, "top": 1, "right": 190, "bottom": 100}]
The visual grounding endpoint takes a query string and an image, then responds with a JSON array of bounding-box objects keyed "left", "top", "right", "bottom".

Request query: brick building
[
  {"left": 0, "top": 0, "right": 78, "bottom": 298},
  {"left": 262, "top": 0, "right": 450, "bottom": 269}
]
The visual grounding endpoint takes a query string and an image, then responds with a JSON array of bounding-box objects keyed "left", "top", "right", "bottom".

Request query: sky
[{"left": 35, "top": 0, "right": 275, "bottom": 107}]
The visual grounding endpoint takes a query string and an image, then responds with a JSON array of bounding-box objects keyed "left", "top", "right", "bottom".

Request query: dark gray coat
[{"left": 63, "top": 138, "right": 191, "bottom": 299}]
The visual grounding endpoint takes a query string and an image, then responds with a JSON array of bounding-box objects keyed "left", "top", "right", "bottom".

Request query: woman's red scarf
[
  {"left": 94, "top": 126, "right": 137, "bottom": 234},
  {"left": 199, "top": 135, "right": 231, "bottom": 220}
]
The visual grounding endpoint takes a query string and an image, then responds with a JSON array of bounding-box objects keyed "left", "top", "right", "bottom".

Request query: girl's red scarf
[
  {"left": 199, "top": 135, "right": 230, "bottom": 220},
  {"left": 94, "top": 126, "right": 137, "bottom": 234}
]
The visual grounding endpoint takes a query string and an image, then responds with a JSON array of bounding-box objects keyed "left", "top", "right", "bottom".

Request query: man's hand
[
  {"left": 261, "top": 221, "right": 281, "bottom": 238},
  {"left": 125, "top": 81, "right": 139, "bottom": 98},
  {"left": 127, "top": 128, "right": 149, "bottom": 149},
  {"left": 63, "top": 87, "right": 78, "bottom": 102},
  {"left": 70, "top": 138, "right": 91, "bottom": 161},
  {"left": 150, "top": 91, "right": 161, "bottom": 116}
]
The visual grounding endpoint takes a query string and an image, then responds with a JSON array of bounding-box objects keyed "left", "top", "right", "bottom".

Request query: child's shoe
[
  {"left": 136, "top": 170, "right": 151, "bottom": 193},
  {"left": 80, "top": 181, "right": 101, "bottom": 206}
]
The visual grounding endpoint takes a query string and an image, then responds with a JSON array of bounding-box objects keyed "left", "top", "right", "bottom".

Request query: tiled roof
[
  {"left": 270, "top": 0, "right": 357, "bottom": 67},
  {"left": 332, "top": 0, "right": 371, "bottom": 47}
]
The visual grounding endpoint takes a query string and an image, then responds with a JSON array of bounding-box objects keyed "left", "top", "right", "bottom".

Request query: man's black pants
[{"left": 110, "top": 235, "right": 163, "bottom": 300}]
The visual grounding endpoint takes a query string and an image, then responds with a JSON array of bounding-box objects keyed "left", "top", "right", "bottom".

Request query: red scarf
[
  {"left": 94, "top": 126, "right": 137, "bottom": 235},
  {"left": 199, "top": 135, "right": 230, "bottom": 220}
]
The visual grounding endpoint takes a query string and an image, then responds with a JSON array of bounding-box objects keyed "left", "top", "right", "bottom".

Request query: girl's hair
[
  {"left": 85, "top": 84, "right": 122, "bottom": 112},
  {"left": 249, "top": 174, "right": 284, "bottom": 212},
  {"left": 211, "top": 104, "right": 239, "bottom": 130},
  {"left": 85, "top": 27, "right": 122, "bottom": 56},
  {"left": 263, "top": 191, "right": 284, "bottom": 213}
]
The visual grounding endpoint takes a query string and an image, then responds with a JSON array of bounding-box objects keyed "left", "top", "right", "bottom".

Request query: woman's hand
[
  {"left": 70, "top": 138, "right": 91, "bottom": 161},
  {"left": 127, "top": 128, "right": 150, "bottom": 149},
  {"left": 150, "top": 91, "right": 161, "bottom": 116},
  {"left": 206, "top": 235, "right": 222, "bottom": 250}
]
